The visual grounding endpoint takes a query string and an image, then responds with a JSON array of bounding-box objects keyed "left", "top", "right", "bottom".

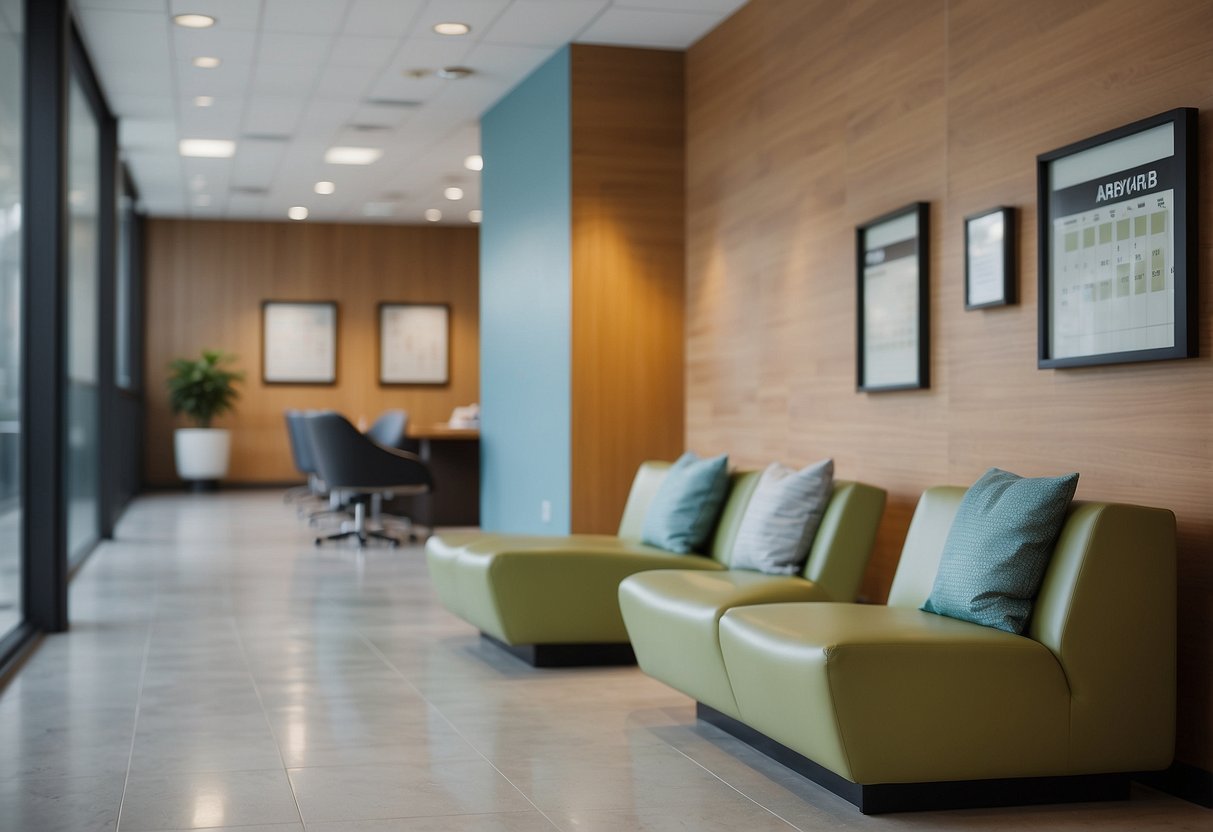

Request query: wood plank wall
[
  {"left": 570, "top": 45, "right": 687, "bottom": 533},
  {"left": 143, "top": 220, "right": 479, "bottom": 485},
  {"left": 686, "top": 0, "right": 1213, "bottom": 771}
]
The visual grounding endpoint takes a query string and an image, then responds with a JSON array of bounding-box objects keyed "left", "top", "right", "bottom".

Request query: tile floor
[{"left": 0, "top": 491, "right": 1208, "bottom": 831}]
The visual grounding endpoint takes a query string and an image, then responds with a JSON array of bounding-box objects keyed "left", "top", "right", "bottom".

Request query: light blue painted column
[{"left": 479, "top": 48, "right": 571, "bottom": 534}]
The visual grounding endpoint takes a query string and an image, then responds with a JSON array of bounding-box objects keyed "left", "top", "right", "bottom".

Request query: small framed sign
[
  {"left": 378, "top": 302, "right": 450, "bottom": 385},
  {"left": 965, "top": 207, "right": 1015, "bottom": 309},
  {"left": 856, "top": 202, "right": 929, "bottom": 392},
  {"left": 1037, "top": 108, "right": 1198, "bottom": 369},
  {"left": 262, "top": 300, "right": 338, "bottom": 385}
]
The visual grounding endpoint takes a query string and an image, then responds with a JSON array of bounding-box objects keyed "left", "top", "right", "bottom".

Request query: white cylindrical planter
[{"left": 174, "top": 428, "right": 231, "bottom": 488}]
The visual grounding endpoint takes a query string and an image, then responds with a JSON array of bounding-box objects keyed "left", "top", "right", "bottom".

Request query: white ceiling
[{"left": 73, "top": 0, "right": 748, "bottom": 225}]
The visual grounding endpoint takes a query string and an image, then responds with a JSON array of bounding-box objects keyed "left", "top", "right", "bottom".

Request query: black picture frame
[
  {"left": 261, "top": 300, "right": 339, "bottom": 385},
  {"left": 964, "top": 206, "right": 1016, "bottom": 310},
  {"left": 1037, "top": 108, "right": 1198, "bottom": 369},
  {"left": 378, "top": 302, "right": 451, "bottom": 386},
  {"left": 856, "top": 202, "right": 930, "bottom": 392}
]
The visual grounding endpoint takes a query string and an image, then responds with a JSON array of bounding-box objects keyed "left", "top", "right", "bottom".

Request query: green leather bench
[
  {"left": 626, "top": 485, "right": 1177, "bottom": 813},
  {"left": 426, "top": 460, "right": 886, "bottom": 666}
]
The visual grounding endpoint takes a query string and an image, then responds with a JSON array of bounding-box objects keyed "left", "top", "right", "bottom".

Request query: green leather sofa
[
  {"left": 426, "top": 461, "right": 886, "bottom": 666},
  {"left": 627, "top": 485, "right": 1177, "bottom": 813}
]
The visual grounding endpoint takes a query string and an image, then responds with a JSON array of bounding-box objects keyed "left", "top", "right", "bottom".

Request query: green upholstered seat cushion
[
  {"left": 729, "top": 459, "right": 834, "bottom": 575},
  {"left": 641, "top": 452, "right": 730, "bottom": 554},
  {"left": 921, "top": 467, "right": 1078, "bottom": 634}
]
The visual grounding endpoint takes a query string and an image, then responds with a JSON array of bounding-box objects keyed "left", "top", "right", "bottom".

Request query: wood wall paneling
[
  {"left": 144, "top": 220, "right": 479, "bottom": 485},
  {"left": 570, "top": 45, "right": 687, "bottom": 534},
  {"left": 687, "top": 0, "right": 1213, "bottom": 770}
]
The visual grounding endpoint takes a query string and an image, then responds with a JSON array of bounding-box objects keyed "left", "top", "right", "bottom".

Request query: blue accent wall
[{"left": 479, "top": 48, "right": 571, "bottom": 534}]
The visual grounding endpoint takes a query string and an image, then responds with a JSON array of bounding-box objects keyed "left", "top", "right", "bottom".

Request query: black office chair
[
  {"left": 283, "top": 409, "right": 323, "bottom": 503},
  {"left": 366, "top": 409, "right": 408, "bottom": 449},
  {"left": 305, "top": 412, "right": 432, "bottom": 548}
]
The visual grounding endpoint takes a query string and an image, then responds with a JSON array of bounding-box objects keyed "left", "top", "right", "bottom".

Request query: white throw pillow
[{"left": 729, "top": 459, "right": 834, "bottom": 575}]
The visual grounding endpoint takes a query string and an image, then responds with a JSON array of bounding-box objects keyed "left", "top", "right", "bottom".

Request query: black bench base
[
  {"left": 696, "top": 702, "right": 1130, "bottom": 814},
  {"left": 480, "top": 633, "right": 636, "bottom": 668}
]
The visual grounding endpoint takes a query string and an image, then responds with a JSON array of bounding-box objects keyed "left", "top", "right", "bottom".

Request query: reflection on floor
[{"left": 0, "top": 491, "right": 1207, "bottom": 831}]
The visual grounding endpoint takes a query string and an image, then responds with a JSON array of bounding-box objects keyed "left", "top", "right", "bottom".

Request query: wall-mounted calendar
[{"left": 1037, "top": 108, "right": 1197, "bottom": 369}]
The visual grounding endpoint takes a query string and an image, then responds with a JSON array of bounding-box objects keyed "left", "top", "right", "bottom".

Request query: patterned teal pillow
[
  {"left": 641, "top": 452, "right": 730, "bottom": 554},
  {"left": 922, "top": 467, "right": 1078, "bottom": 634}
]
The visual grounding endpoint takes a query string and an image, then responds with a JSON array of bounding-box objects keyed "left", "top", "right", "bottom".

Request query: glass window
[
  {"left": 66, "top": 70, "right": 99, "bottom": 563},
  {"left": 0, "top": 0, "right": 22, "bottom": 637},
  {"left": 115, "top": 179, "right": 133, "bottom": 390}
]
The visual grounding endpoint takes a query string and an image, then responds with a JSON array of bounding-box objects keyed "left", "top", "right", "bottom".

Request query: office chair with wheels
[
  {"left": 366, "top": 409, "right": 408, "bottom": 449},
  {"left": 283, "top": 409, "right": 324, "bottom": 503},
  {"left": 305, "top": 412, "right": 432, "bottom": 548}
]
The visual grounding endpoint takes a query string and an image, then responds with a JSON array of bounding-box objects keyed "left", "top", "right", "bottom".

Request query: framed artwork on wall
[
  {"left": 378, "top": 302, "right": 450, "bottom": 385},
  {"left": 261, "top": 300, "right": 338, "bottom": 385},
  {"left": 1037, "top": 107, "right": 1198, "bottom": 369},
  {"left": 965, "top": 206, "right": 1016, "bottom": 309},
  {"left": 856, "top": 202, "right": 929, "bottom": 392}
]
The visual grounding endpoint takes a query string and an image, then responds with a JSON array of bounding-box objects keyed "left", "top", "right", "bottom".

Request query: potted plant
[{"left": 168, "top": 349, "right": 243, "bottom": 490}]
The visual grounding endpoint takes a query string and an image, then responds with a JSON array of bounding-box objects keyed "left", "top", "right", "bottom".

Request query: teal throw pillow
[
  {"left": 922, "top": 467, "right": 1078, "bottom": 634},
  {"left": 641, "top": 452, "right": 730, "bottom": 554}
]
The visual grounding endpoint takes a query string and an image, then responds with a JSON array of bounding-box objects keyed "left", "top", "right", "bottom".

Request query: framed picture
[
  {"left": 261, "top": 300, "right": 338, "bottom": 385},
  {"left": 1037, "top": 107, "right": 1198, "bottom": 369},
  {"left": 378, "top": 303, "right": 450, "bottom": 385},
  {"left": 965, "top": 206, "right": 1016, "bottom": 309},
  {"left": 857, "top": 202, "right": 929, "bottom": 392}
]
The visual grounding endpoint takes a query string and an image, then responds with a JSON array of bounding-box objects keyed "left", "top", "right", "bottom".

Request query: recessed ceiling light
[
  {"left": 435, "top": 66, "right": 474, "bottom": 80},
  {"left": 173, "top": 13, "right": 215, "bottom": 28},
  {"left": 433, "top": 22, "right": 470, "bottom": 35},
  {"left": 179, "top": 138, "right": 236, "bottom": 158},
  {"left": 288, "top": 206, "right": 308, "bottom": 221},
  {"left": 324, "top": 146, "right": 382, "bottom": 165},
  {"left": 194, "top": 95, "right": 214, "bottom": 107},
  {"left": 424, "top": 208, "right": 442, "bottom": 222},
  {"left": 193, "top": 56, "right": 221, "bottom": 69},
  {"left": 444, "top": 186, "right": 464, "bottom": 201},
  {"left": 464, "top": 154, "right": 483, "bottom": 172},
  {"left": 314, "top": 181, "right": 335, "bottom": 195},
  {"left": 468, "top": 209, "right": 482, "bottom": 224},
  {"left": 193, "top": 194, "right": 211, "bottom": 207}
]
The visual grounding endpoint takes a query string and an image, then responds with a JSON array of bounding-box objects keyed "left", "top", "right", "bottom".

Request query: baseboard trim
[
  {"left": 1137, "top": 761, "right": 1213, "bottom": 808},
  {"left": 696, "top": 702, "right": 1131, "bottom": 814},
  {"left": 479, "top": 633, "right": 635, "bottom": 668}
]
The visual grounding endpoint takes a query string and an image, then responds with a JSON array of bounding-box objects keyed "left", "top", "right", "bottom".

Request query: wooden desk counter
[{"left": 406, "top": 425, "right": 479, "bottom": 528}]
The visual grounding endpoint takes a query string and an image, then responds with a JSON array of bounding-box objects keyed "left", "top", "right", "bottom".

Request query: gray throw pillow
[
  {"left": 922, "top": 467, "right": 1079, "bottom": 634},
  {"left": 729, "top": 459, "right": 834, "bottom": 575}
]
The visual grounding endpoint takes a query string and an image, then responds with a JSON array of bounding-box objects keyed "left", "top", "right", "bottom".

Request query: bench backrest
[
  {"left": 618, "top": 462, "right": 887, "bottom": 602},
  {"left": 887, "top": 485, "right": 1176, "bottom": 772}
]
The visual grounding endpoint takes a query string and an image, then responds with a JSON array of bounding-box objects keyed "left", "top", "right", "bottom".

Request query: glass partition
[
  {"left": 0, "top": 0, "right": 21, "bottom": 636},
  {"left": 66, "top": 69, "right": 100, "bottom": 564}
]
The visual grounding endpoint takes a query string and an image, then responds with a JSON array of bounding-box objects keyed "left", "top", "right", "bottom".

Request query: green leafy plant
[{"left": 168, "top": 350, "right": 244, "bottom": 428}]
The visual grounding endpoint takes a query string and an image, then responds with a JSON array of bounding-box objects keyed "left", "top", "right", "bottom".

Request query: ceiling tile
[
  {"left": 576, "top": 7, "right": 722, "bottom": 49},
  {"left": 328, "top": 35, "right": 400, "bottom": 67},
  {"left": 176, "top": 62, "right": 257, "bottom": 97},
  {"left": 412, "top": 0, "right": 511, "bottom": 40},
  {"left": 242, "top": 97, "right": 307, "bottom": 135},
  {"left": 252, "top": 62, "right": 323, "bottom": 97},
  {"left": 343, "top": 0, "right": 425, "bottom": 38},
  {"left": 172, "top": 27, "right": 258, "bottom": 65},
  {"left": 256, "top": 31, "right": 334, "bottom": 64},
  {"left": 77, "top": 0, "right": 165, "bottom": 11},
  {"left": 482, "top": 0, "right": 606, "bottom": 47},
  {"left": 169, "top": 0, "right": 264, "bottom": 31},
  {"left": 263, "top": 0, "right": 352, "bottom": 35}
]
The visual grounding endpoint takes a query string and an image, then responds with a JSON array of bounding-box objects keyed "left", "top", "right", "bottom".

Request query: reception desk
[{"left": 407, "top": 425, "right": 479, "bottom": 528}]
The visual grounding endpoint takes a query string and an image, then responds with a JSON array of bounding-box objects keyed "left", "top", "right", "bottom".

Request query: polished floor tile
[{"left": 0, "top": 491, "right": 1208, "bottom": 832}]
